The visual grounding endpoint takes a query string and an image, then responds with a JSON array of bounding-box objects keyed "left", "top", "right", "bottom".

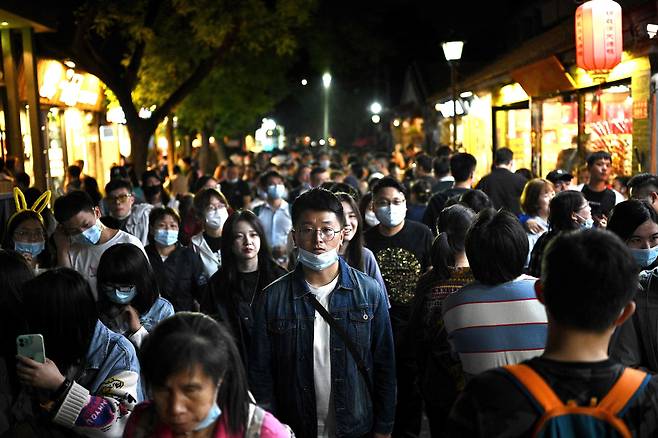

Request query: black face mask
[{"left": 143, "top": 185, "right": 161, "bottom": 198}]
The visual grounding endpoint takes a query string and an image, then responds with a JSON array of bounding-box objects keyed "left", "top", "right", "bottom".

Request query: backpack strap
[
  {"left": 245, "top": 403, "right": 266, "bottom": 438},
  {"left": 503, "top": 364, "right": 564, "bottom": 412},
  {"left": 598, "top": 367, "right": 650, "bottom": 416}
]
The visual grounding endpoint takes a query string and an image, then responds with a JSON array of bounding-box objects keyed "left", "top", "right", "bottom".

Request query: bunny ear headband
[{"left": 7, "top": 187, "right": 52, "bottom": 228}]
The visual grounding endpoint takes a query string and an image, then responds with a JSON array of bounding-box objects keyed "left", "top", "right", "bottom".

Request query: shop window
[
  {"left": 540, "top": 97, "right": 578, "bottom": 177},
  {"left": 495, "top": 108, "right": 531, "bottom": 172},
  {"left": 583, "top": 85, "right": 632, "bottom": 177}
]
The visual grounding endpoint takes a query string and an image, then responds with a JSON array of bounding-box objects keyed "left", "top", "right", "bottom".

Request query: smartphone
[{"left": 17, "top": 334, "right": 46, "bottom": 364}]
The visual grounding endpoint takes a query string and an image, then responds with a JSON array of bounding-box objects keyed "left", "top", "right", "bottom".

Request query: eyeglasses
[
  {"left": 14, "top": 229, "right": 44, "bottom": 240},
  {"left": 373, "top": 199, "right": 405, "bottom": 208},
  {"left": 294, "top": 227, "right": 342, "bottom": 241},
  {"left": 107, "top": 194, "right": 132, "bottom": 204}
]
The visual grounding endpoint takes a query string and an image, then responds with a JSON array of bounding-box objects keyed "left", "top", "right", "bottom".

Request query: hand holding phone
[{"left": 17, "top": 334, "right": 45, "bottom": 364}]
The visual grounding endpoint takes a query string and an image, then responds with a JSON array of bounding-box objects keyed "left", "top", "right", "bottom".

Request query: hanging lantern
[{"left": 575, "top": 0, "right": 623, "bottom": 75}]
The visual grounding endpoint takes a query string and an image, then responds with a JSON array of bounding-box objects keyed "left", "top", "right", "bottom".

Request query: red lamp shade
[{"left": 575, "top": 0, "right": 623, "bottom": 73}]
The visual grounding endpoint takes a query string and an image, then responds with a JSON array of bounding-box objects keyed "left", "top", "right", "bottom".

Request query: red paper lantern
[{"left": 575, "top": 0, "right": 623, "bottom": 73}]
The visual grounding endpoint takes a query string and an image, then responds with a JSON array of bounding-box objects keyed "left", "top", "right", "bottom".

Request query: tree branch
[
  {"left": 124, "top": 0, "right": 163, "bottom": 89},
  {"left": 150, "top": 25, "right": 240, "bottom": 125}
]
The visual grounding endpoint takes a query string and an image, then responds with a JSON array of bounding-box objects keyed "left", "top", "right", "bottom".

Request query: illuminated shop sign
[{"left": 37, "top": 60, "right": 102, "bottom": 111}]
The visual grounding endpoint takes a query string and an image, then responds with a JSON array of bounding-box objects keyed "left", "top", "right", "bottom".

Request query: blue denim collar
[
  {"left": 291, "top": 256, "right": 355, "bottom": 299},
  {"left": 85, "top": 320, "right": 110, "bottom": 370}
]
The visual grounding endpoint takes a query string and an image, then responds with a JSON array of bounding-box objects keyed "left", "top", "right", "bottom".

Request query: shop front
[{"left": 18, "top": 59, "right": 129, "bottom": 193}]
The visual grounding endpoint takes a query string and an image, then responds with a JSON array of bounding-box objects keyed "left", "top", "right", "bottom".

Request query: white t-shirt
[
  {"left": 307, "top": 274, "right": 339, "bottom": 438},
  {"left": 69, "top": 229, "right": 146, "bottom": 299}
]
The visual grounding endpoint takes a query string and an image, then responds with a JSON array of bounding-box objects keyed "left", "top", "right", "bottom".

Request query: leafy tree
[{"left": 31, "top": 0, "right": 312, "bottom": 175}]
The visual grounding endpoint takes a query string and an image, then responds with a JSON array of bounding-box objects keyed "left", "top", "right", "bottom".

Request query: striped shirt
[{"left": 442, "top": 275, "right": 548, "bottom": 377}]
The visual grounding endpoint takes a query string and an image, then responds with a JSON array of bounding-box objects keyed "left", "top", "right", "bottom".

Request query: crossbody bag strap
[{"left": 307, "top": 294, "right": 374, "bottom": 399}]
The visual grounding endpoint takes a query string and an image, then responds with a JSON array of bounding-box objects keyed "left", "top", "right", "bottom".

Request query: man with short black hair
[
  {"left": 581, "top": 151, "right": 618, "bottom": 225},
  {"left": 475, "top": 147, "right": 527, "bottom": 214},
  {"left": 102, "top": 179, "right": 152, "bottom": 245},
  {"left": 53, "top": 190, "right": 145, "bottom": 297},
  {"left": 249, "top": 188, "right": 396, "bottom": 438},
  {"left": 310, "top": 165, "right": 331, "bottom": 188},
  {"left": 423, "top": 153, "right": 477, "bottom": 233},
  {"left": 255, "top": 170, "right": 292, "bottom": 265},
  {"left": 628, "top": 172, "right": 658, "bottom": 212},
  {"left": 220, "top": 162, "right": 251, "bottom": 209},
  {"left": 447, "top": 229, "right": 658, "bottom": 437},
  {"left": 414, "top": 154, "right": 438, "bottom": 190},
  {"left": 364, "top": 175, "right": 433, "bottom": 437},
  {"left": 443, "top": 208, "right": 547, "bottom": 377}
]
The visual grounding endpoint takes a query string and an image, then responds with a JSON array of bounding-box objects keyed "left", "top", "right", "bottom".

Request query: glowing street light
[
  {"left": 322, "top": 72, "right": 332, "bottom": 140},
  {"left": 442, "top": 40, "right": 465, "bottom": 148},
  {"left": 371, "top": 114, "right": 381, "bottom": 124},
  {"left": 370, "top": 102, "right": 382, "bottom": 114},
  {"left": 301, "top": 78, "right": 308, "bottom": 86}
]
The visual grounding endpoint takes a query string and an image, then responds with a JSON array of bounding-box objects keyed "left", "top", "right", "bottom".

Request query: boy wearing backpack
[{"left": 447, "top": 229, "right": 658, "bottom": 437}]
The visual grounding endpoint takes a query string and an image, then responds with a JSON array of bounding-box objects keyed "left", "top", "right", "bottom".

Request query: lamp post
[
  {"left": 322, "top": 72, "right": 332, "bottom": 141},
  {"left": 442, "top": 41, "right": 464, "bottom": 149}
]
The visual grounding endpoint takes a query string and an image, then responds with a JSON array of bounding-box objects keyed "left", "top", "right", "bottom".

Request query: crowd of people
[{"left": 2, "top": 144, "right": 658, "bottom": 437}]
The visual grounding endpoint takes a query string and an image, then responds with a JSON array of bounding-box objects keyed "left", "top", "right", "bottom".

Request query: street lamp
[
  {"left": 370, "top": 101, "right": 382, "bottom": 115},
  {"left": 442, "top": 40, "right": 464, "bottom": 149},
  {"left": 322, "top": 72, "right": 332, "bottom": 140}
]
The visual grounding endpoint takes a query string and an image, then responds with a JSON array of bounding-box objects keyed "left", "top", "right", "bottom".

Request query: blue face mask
[
  {"left": 266, "top": 184, "right": 286, "bottom": 200},
  {"left": 15, "top": 241, "right": 45, "bottom": 257},
  {"left": 631, "top": 246, "right": 658, "bottom": 268},
  {"left": 194, "top": 401, "right": 222, "bottom": 431},
  {"left": 154, "top": 229, "right": 178, "bottom": 246},
  {"left": 73, "top": 222, "right": 102, "bottom": 245},
  {"left": 575, "top": 214, "right": 594, "bottom": 229},
  {"left": 297, "top": 247, "right": 339, "bottom": 271},
  {"left": 104, "top": 286, "right": 137, "bottom": 305}
]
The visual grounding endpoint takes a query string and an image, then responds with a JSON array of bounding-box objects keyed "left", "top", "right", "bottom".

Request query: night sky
[{"left": 272, "top": 0, "right": 541, "bottom": 144}]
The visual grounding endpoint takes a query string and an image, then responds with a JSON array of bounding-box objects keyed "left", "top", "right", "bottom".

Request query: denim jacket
[
  {"left": 53, "top": 320, "right": 141, "bottom": 437},
  {"left": 248, "top": 257, "right": 396, "bottom": 438}
]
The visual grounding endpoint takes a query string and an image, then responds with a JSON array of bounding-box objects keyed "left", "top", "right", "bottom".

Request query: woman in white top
[
  {"left": 190, "top": 188, "right": 230, "bottom": 278},
  {"left": 521, "top": 178, "right": 555, "bottom": 262}
]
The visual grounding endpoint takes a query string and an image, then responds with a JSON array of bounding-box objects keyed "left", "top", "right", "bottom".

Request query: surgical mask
[
  {"left": 320, "top": 159, "right": 331, "bottom": 169},
  {"left": 205, "top": 208, "right": 228, "bottom": 230},
  {"left": 297, "top": 247, "right": 339, "bottom": 271},
  {"left": 267, "top": 184, "right": 286, "bottom": 200},
  {"left": 104, "top": 286, "right": 137, "bottom": 305},
  {"left": 73, "top": 221, "right": 102, "bottom": 245},
  {"left": 226, "top": 178, "right": 239, "bottom": 184},
  {"left": 365, "top": 210, "right": 380, "bottom": 227},
  {"left": 154, "top": 229, "right": 178, "bottom": 246},
  {"left": 194, "top": 401, "right": 221, "bottom": 431},
  {"left": 575, "top": 214, "right": 594, "bottom": 230},
  {"left": 375, "top": 204, "right": 406, "bottom": 228},
  {"left": 15, "top": 241, "right": 45, "bottom": 257},
  {"left": 631, "top": 246, "right": 658, "bottom": 268}
]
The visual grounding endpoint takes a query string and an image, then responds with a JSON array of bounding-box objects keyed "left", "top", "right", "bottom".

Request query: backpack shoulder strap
[
  {"left": 503, "top": 364, "right": 564, "bottom": 412},
  {"left": 245, "top": 403, "right": 266, "bottom": 438},
  {"left": 598, "top": 367, "right": 650, "bottom": 415}
]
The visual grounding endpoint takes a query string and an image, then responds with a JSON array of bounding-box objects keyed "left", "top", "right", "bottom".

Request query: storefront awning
[{"left": 510, "top": 56, "right": 576, "bottom": 97}]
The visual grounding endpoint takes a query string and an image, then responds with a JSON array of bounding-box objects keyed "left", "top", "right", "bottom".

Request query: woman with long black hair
[
  {"left": 201, "top": 210, "right": 286, "bottom": 365},
  {"left": 15, "top": 268, "right": 140, "bottom": 436}
]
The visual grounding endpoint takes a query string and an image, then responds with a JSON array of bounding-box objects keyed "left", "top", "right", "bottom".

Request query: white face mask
[
  {"left": 375, "top": 204, "right": 406, "bottom": 228},
  {"left": 297, "top": 247, "right": 339, "bottom": 271},
  {"left": 365, "top": 210, "right": 380, "bottom": 227},
  {"left": 205, "top": 208, "right": 228, "bottom": 230}
]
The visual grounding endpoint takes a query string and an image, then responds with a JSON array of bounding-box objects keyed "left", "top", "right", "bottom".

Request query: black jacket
[
  {"left": 201, "top": 260, "right": 286, "bottom": 367},
  {"left": 475, "top": 167, "right": 527, "bottom": 215},
  {"left": 145, "top": 243, "right": 207, "bottom": 311}
]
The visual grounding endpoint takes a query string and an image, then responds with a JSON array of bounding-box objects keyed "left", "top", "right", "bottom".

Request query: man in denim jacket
[{"left": 249, "top": 188, "right": 396, "bottom": 438}]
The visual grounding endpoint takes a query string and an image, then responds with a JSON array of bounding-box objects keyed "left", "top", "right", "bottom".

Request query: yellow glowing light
[
  {"left": 209, "top": 136, "right": 216, "bottom": 143},
  {"left": 0, "top": 22, "right": 9, "bottom": 26},
  {"left": 192, "top": 138, "right": 202, "bottom": 148},
  {"left": 39, "top": 61, "right": 65, "bottom": 100},
  {"left": 499, "top": 83, "right": 528, "bottom": 105},
  {"left": 393, "top": 119, "right": 400, "bottom": 127},
  {"left": 157, "top": 136, "right": 168, "bottom": 151}
]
